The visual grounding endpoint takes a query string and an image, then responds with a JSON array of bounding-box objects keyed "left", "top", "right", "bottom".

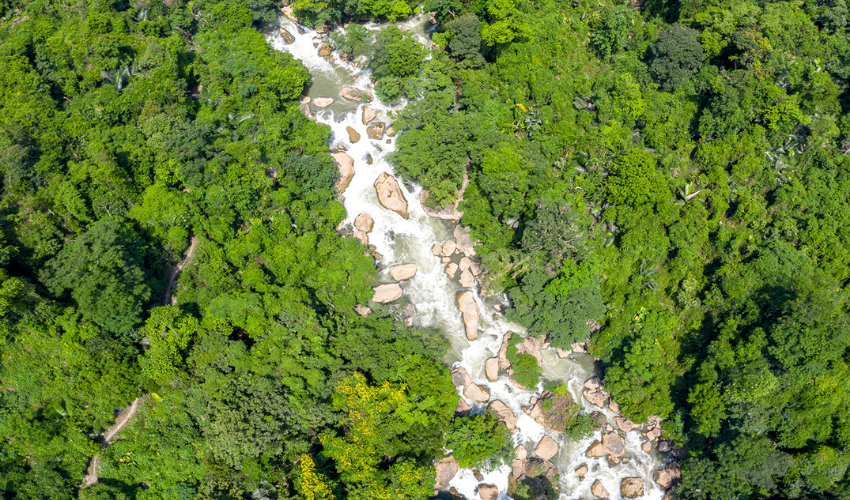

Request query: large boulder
[
  {"left": 498, "top": 332, "right": 513, "bottom": 369},
  {"left": 584, "top": 377, "right": 601, "bottom": 390},
  {"left": 586, "top": 440, "right": 604, "bottom": 458},
  {"left": 620, "top": 477, "right": 645, "bottom": 498},
  {"left": 463, "top": 382, "right": 490, "bottom": 402},
  {"left": 591, "top": 479, "right": 610, "bottom": 499},
  {"left": 456, "top": 291, "right": 480, "bottom": 341},
  {"left": 372, "top": 283, "right": 402, "bottom": 303},
  {"left": 366, "top": 122, "right": 386, "bottom": 140},
  {"left": 477, "top": 485, "right": 498, "bottom": 500},
  {"left": 445, "top": 262, "right": 459, "bottom": 280},
  {"left": 313, "top": 97, "right": 334, "bottom": 108},
  {"left": 389, "top": 263, "right": 417, "bottom": 281},
  {"left": 602, "top": 432, "right": 625, "bottom": 457},
  {"left": 374, "top": 173, "right": 409, "bottom": 219},
  {"left": 435, "top": 455, "right": 459, "bottom": 489},
  {"left": 575, "top": 464, "right": 588, "bottom": 481},
  {"left": 441, "top": 239, "right": 457, "bottom": 256},
  {"left": 354, "top": 213, "right": 374, "bottom": 233},
  {"left": 454, "top": 225, "right": 477, "bottom": 256},
  {"left": 485, "top": 357, "right": 499, "bottom": 382},
  {"left": 455, "top": 398, "right": 471, "bottom": 417},
  {"left": 331, "top": 152, "right": 354, "bottom": 193},
  {"left": 654, "top": 465, "right": 681, "bottom": 490},
  {"left": 362, "top": 106, "right": 376, "bottom": 125},
  {"left": 534, "top": 436, "right": 559, "bottom": 461},
  {"left": 459, "top": 269, "right": 475, "bottom": 288},
  {"left": 615, "top": 417, "right": 638, "bottom": 433},
  {"left": 278, "top": 27, "right": 295, "bottom": 44},
  {"left": 583, "top": 387, "right": 608, "bottom": 408},
  {"left": 346, "top": 126, "right": 361, "bottom": 143},
  {"left": 340, "top": 87, "right": 373, "bottom": 102},
  {"left": 488, "top": 400, "right": 517, "bottom": 432},
  {"left": 431, "top": 243, "right": 442, "bottom": 255}
]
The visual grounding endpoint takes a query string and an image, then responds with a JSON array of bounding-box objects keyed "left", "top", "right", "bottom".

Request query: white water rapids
[{"left": 268, "top": 15, "right": 671, "bottom": 500}]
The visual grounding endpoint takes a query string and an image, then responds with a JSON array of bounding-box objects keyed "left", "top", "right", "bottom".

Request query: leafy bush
[
  {"left": 647, "top": 24, "right": 704, "bottom": 91},
  {"left": 445, "top": 413, "right": 514, "bottom": 470},
  {"left": 506, "top": 335, "right": 542, "bottom": 389}
]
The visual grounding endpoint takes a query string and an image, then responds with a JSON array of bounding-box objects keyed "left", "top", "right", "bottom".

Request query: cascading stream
[{"left": 269, "top": 15, "right": 672, "bottom": 500}]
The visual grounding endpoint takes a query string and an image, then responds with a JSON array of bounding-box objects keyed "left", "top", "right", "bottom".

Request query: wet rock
[
  {"left": 456, "top": 290, "right": 480, "bottom": 341},
  {"left": 646, "top": 424, "right": 663, "bottom": 442},
  {"left": 607, "top": 454, "right": 621, "bottom": 467},
  {"left": 591, "top": 479, "right": 609, "bottom": 499},
  {"left": 367, "top": 121, "right": 386, "bottom": 140},
  {"left": 372, "top": 252, "right": 382, "bottom": 261},
  {"left": 441, "top": 239, "right": 457, "bottom": 256},
  {"left": 459, "top": 257, "right": 471, "bottom": 272},
  {"left": 615, "top": 417, "right": 638, "bottom": 433},
  {"left": 658, "top": 439, "right": 672, "bottom": 453},
  {"left": 318, "top": 46, "right": 331, "bottom": 58},
  {"left": 515, "top": 445, "right": 528, "bottom": 460},
  {"left": 282, "top": 5, "right": 298, "bottom": 22},
  {"left": 401, "top": 303, "right": 415, "bottom": 326},
  {"left": 387, "top": 124, "right": 397, "bottom": 137},
  {"left": 372, "top": 283, "right": 402, "bottom": 303},
  {"left": 472, "top": 469, "right": 484, "bottom": 482},
  {"left": 431, "top": 243, "right": 442, "bottom": 255},
  {"left": 352, "top": 230, "right": 368, "bottom": 245},
  {"left": 365, "top": 154, "right": 373, "bottom": 165},
  {"left": 278, "top": 27, "right": 295, "bottom": 44},
  {"left": 571, "top": 341, "right": 587, "bottom": 353},
  {"left": 608, "top": 399, "right": 621, "bottom": 414},
  {"left": 498, "top": 332, "right": 513, "bottom": 369},
  {"left": 586, "top": 440, "right": 604, "bottom": 458},
  {"left": 534, "top": 436, "right": 559, "bottom": 461},
  {"left": 654, "top": 464, "right": 681, "bottom": 490},
  {"left": 389, "top": 263, "right": 417, "bottom": 281},
  {"left": 583, "top": 387, "right": 608, "bottom": 408},
  {"left": 455, "top": 398, "right": 471, "bottom": 417},
  {"left": 454, "top": 225, "right": 477, "bottom": 256},
  {"left": 299, "top": 102, "right": 311, "bottom": 116},
  {"left": 477, "top": 485, "right": 498, "bottom": 500},
  {"left": 340, "top": 87, "right": 373, "bottom": 102},
  {"left": 488, "top": 400, "right": 517, "bottom": 432},
  {"left": 445, "top": 262, "right": 458, "bottom": 279},
  {"left": 556, "top": 348, "right": 570, "bottom": 358},
  {"left": 362, "top": 106, "right": 376, "bottom": 125},
  {"left": 435, "top": 455, "right": 459, "bottom": 489},
  {"left": 299, "top": 95, "right": 311, "bottom": 104},
  {"left": 459, "top": 269, "right": 475, "bottom": 288},
  {"left": 451, "top": 366, "right": 471, "bottom": 387},
  {"left": 374, "top": 172, "right": 409, "bottom": 219},
  {"left": 575, "top": 464, "right": 588, "bottom": 481},
  {"left": 511, "top": 446, "right": 528, "bottom": 479},
  {"left": 602, "top": 432, "right": 625, "bottom": 457},
  {"left": 354, "top": 305, "right": 372, "bottom": 317},
  {"left": 331, "top": 152, "right": 354, "bottom": 192},
  {"left": 313, "top": 97, "right": 334, "bottom": 107},
  {"left": 641, "top": 441, "right": 652, "bottom": 453},
  {"left": 606, "top": 424, "right": 614, "bottom": 432},
  {"left": 335, "top": 143, "right": 347, "bottom": 151},
  {"left": 621, "top": 477, "right": 645, "bottom": 498},
  {"left": 485, "top": 357, "right": 499, "bottom": 382},
  {"left": 464, "top": 381, "right": 490, "bottom": 402},
  {"left": 584, "top": 377, "right": 601, "bottom": 391},
  {"left": 354, "top": 213, "right": 373, "bottom": 233},
  {"left": 346, "top": 126, "right": 361, "bottom": 143}
]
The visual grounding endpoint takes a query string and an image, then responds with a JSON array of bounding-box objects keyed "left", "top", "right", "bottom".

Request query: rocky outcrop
[
  {"left": 498, "top": 332, "right": 513, "bottom": 369},
  {"left": 534, "top": 436, "right": 559, "bottom": 461},
  {"left": 431, "top": 243, "right": 442, "bottom": 255},
  {"left": 602, "top": 432, "right": 625, "bottom": 457},
  {"left": 575, "top": 464, "right": 588, "bottom": 481},
  {"left": 516, "top": 336, "right": 545, "bottom": 366},
  {"left": 331, "top": 152, "right": 354, "bottom": 193},
  {"left": 608, "top": 399, "right": 621, "bottom": 414},
  {"left": 441, "top": 239, "right": 457, "bottom": 256},
  {"left": 435, "top": 455, "right": 459, "bottom": 489},
  {"left": 420, "top": 173, "right": 469, "bottom": 222},
  {"left": 362, "top": 106, "right": 376, "bottom": 125},
  {"left": 454, "top": 225, "right": 477, "bottom": 257},
  {"left": 374, "top": 173, "right": 409, "bottom": 219},
  {"left": 455, "top": 398, "right": 471, "bottom": 417},
  {"left": 477, "top": 485, "right": 498, "bottom": 500},
  {"left": 620, "top": 477, "right": 645, "bottom": 498},
  {"left": 512, "top": 445, "right": 528, "bottom": 479},
  {"left": 352, "top": 230, "right": 368, "bottom": 245},
  {"left": 615, "top": 417, "right": 638, "bottom": 432},
  {"left": 488, "top": 400, "right": 517, "bottom": 432},
  {"left": 340, "top": 87, "right": 373, "bottom": 102},
  {"left": 313, "top": 97, "right": 334, "bottom": 108},
  {"left": 346, "top": 126, "right": 361, "bottom": 143},
  {"left": 654, "top": 464, "right": 681, "bottom": 490},
  {"left": 459, "top": 269, "right": 475, "bottom": 288},
  {"left": 456, "top": 291, "right": 480, "bottom": 341},
  {"left": 372, "top": 283, "right": 402, "bottom": 303},
  {"left": 366, "top": 122, "right": 386, "bottom": 140},
  {"left": 401, "top": 303, "right": 415, "bottom": 326},
  {"left": 354, "top": 213, "right": 373, "bottom": 233},
  {"left": 586, "top": 440, "right": 604, "bottom": 458},
  {"left": 445, "top": 262, "right": 459, "bottom": 280},
  {"left": 591, "top": 479, "right": 610, "bottom": 499},
  {"left": 642, "top": 441, "right": 652, "bottom": 453},
  {"left": 278, "top": 27, "right": 295, "bottom": 44},
  {"left": 389, "top": 263, "right": 417, "bottom": 281},
  {"left": 282, "top": 6, "right": 298, "bottom": 22},
  {"left": 485, "top": 357, "right": 499, "bottom": 381},
  {"left": 464, "top": 382, "right": 490, "bottom": 402},
  {"left": 583, "top": 386, "right": 608, "bottom": 408},
  {"left": 386, "top": 124, "right": 397, "bottom": 137}
]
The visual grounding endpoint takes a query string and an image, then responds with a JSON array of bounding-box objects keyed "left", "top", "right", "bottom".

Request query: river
[{"left": 268, "top": 14, "right": 671, "bottom": 500}]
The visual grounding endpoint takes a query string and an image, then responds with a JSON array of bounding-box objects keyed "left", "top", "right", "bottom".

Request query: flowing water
[{"left": 268, "top": 15, "right": 671, "bottom": 500}]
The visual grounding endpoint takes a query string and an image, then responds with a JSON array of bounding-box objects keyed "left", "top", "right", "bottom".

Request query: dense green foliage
[
  {"left": 0, "top": 1, "right": 464, "bottom": 498},
  {"left": 444, "top": 413, "right": 513, "bottom": 471},
  {"left": 376, "top": 0, "right": 850, "bottom": 498}
]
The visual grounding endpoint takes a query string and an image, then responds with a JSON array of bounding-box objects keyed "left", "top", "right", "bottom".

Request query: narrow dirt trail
[
  {"left": 82, "top": 397, "right": 143, "bottom": 488},
  {"left": 163, "top": 235, "right": 200, "bottom": 305}
]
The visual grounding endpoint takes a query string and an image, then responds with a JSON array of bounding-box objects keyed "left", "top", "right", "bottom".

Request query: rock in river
[
  {"left": 488, "top": 400, "right": 517, "bottom": 432},
  {"left": 313, "top": 97, "right": 334, "bottom": 108},
  {"left": 434, "top": 455, "right": 459, "bottom": 489},
  {"left": 620, "top": 477, "right": 645, "bottom": 498},
  {"left": 591, "top": 479, "right": 610, "bottom": 499},
  {"left": 456, "top": 290, "right": 480, "bottom": 341},
  {"left": 477, "top": 485, "right": 498, "bottom": 500},
  {"left": 366, "top": 122, "right": 386, "bottom": 140},
  {"left": 602, "top": 431, "right": 625, "bottom": 457},
  {"left": 331, "top": 152, "right": 354, "bottom": 193},
  {"left": 354, "top": 213, "right": 373, "bottom": 233},
  {"left": 374, "top": 172, "right": 409, "bottom": 219},
  {"left": 340, "top": 87, "right": 373, "bottom": 102},
  {"left": 485, "top": 357, "right": 499, "bottom": 381},
  {"left": 362, "top": 106, "right": 376, "bottom": 125},
  {"left": 389, "top": 263, "right": 417, "bottom": 281},
  {"left": 372, "top": 283, "right": 402, "bottom": 303},
  {"left": 278, "top": 27, "right": 295, "bottom": 44},
  {"left": 534, "top": 435, "right": 559, "bottom": 461},
  {"left": 346, "top": 126, "right": 361, "bottom": 143}
]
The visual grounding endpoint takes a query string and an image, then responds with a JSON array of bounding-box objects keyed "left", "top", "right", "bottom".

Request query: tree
[
  {"left": 647, "top": 24, "right": 705, "bottom": 91},
  {"left": 446, "top": 13, "right": 484, "bottom": 65},
  {"left": 444, "top": 413, "right": 513, "bottom": 470}
]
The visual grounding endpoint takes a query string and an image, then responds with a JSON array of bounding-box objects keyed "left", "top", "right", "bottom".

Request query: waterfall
[{"left": 268, "top": 15, "right": 671, "bottom": 500}]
